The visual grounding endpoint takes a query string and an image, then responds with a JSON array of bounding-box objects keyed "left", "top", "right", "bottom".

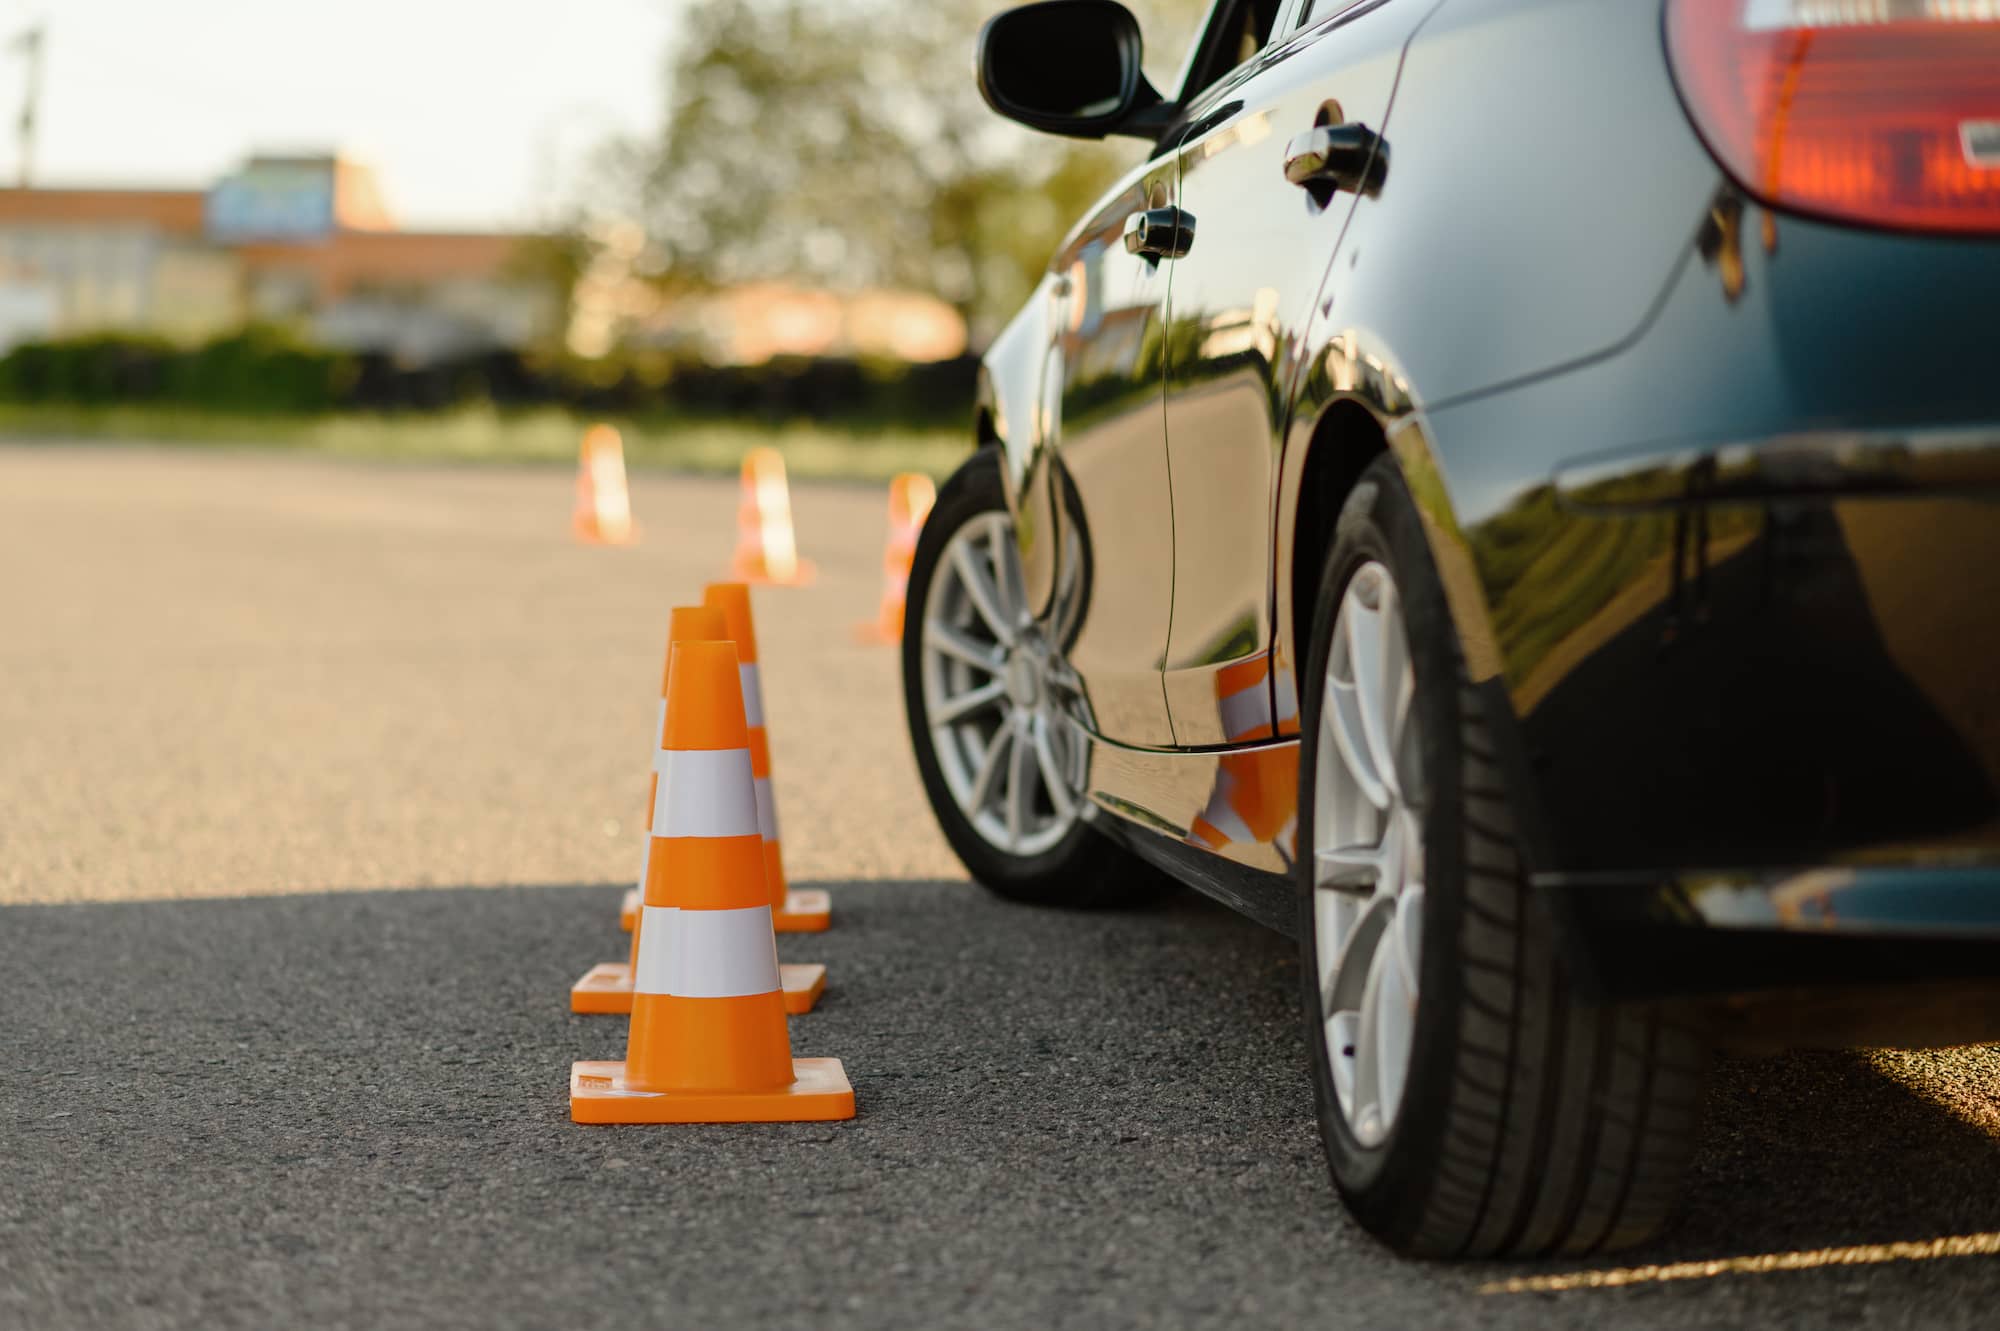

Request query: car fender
[{"left": 975, "top": 273, "right": 1068, "bottom": 618}]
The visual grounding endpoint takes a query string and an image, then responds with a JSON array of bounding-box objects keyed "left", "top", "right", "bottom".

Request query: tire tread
[{"left": 1401, "top": 684, "right": 1704, "bottom": 1257}]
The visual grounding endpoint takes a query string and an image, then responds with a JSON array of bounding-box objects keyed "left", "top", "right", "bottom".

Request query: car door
[
  {"left": 1038, "top": 154, "right": 1183, "bottom": 748},
  {"left": 1159, "top": 0, "right": 1435, "bottom": 745}
]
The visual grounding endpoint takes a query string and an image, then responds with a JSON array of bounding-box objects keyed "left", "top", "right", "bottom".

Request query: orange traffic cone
[
  {"left": 729, "top": 446, "right": 815, "bottom": 585},
  {"left": 571, "top": 639, "right": 854, "bottom": 1124},
  {"left": 704, "top": 581, "right": 830, "bottom": 933},
  {"left": 572, "top": 423, "right": 635, "bottom": 545},
  {"left": 855, "top": 473, "right": 937, "bottom": 643},
  {"left": 574, "top": 605, "right": 826, "bottom": 1016}
]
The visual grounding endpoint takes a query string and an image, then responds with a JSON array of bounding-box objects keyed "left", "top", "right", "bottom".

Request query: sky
[{"left": 0, "top": 0, "right": 676, "bottom": 230}]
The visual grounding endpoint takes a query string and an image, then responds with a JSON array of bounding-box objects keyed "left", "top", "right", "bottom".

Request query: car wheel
[
  {"left": 902, "top": 447, "right": 1170, "bottom": 907},
  {"left": 1297, "top": 455, "right": 1706, "bottom": 1257}
]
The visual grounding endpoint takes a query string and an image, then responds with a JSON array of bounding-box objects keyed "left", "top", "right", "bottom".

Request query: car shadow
[
  {"left": 1465, "top": 1043, "right": 2000, "bottom": 1295},
  {"left": 1018, "top": 879, "right": 2000, "bottom": 1287},
  {"left": 1675, "top": 1046, "right": 2000, "bottom": 1252}
]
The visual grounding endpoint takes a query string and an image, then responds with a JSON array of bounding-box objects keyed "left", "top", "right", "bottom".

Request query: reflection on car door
[
  {"left": 1161, "top": 0, "right": 1434, "bottom": 745},
  {"left": 1042, "top": 157, "right": 1181, "bottom": 747}
]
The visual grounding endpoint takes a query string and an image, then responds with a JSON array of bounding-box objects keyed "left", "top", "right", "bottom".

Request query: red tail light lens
[{"left": 1666, "top": 0, "right": 2000, "bottom": 234}]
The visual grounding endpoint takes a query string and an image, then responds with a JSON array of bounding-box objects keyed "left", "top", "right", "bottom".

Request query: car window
[{"left": 1175, "top": 0, "right": 1283, "bottom": 106}]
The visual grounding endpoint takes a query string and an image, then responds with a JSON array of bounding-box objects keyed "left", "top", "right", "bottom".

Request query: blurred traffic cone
[
  {"left": 705, "top": 581, "right": 830, "bottom": 933},
  {"left": 855, "top": 473, "right": 936, "bottom": 643},
  {"left": 571, "top": 639, "right": 854, "bottom": 1124},
  {"left": 573, "top": 605, "right": 826, "bottom": 1015},
  {"left": 729, "top": 446, "right": 815, "bottom": 585},
  {"left": 572, "top": 423, "right": 635, "bottom": 545}
]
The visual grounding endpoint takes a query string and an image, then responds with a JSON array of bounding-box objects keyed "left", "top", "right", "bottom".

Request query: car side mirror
[{"left": 975, "top": 0, "right": 1167, "bottom": 141}]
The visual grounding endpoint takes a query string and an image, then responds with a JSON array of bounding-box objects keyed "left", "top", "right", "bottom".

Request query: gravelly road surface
[{"left": 5, "top": 444, "right": 2000, "bottom": 1330}]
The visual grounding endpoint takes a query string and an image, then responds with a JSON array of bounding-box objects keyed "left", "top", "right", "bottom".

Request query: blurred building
[
  {"left": 673, "top": 283, "right": 967, "bottom": 365},
  {"left": 564, "top": 218, "right": 967, "bottom": 365},
  {"left": 597, "top": 281, "right": 966, "bottom": 365},
  {"left": 0, "top": 153, "right": 560, "bottom": 360}
]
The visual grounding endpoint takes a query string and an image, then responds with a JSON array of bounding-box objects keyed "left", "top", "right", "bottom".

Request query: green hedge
[
  {"left": 0, "top": 328, "right": 354, "bottom": 413},
  {"left": 0, "top": 330, "right": 980, "bottom": 424}
]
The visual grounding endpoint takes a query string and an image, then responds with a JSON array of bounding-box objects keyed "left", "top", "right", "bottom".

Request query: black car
[{"left": 899, "top": 0, "right": 2000, "bottom": 1258}]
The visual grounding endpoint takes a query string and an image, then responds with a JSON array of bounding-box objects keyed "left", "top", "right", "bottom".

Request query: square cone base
[
  {"left": 570, "top": 1056, "right": 853, "bottom": 1123},
  {"left": 773, "top": 888, "right": 832, "bottom": 933},
  {"left": 618, "top": 887, "right": 640, "bottom": 933},
  {"left": 571, "top": 962, "right": 827, "bottom": 1015}
]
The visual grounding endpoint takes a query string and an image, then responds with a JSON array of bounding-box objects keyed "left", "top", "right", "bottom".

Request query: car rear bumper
[
  {"left": 1416, "top": 205, "right": 2000, "bottom": 897},
  {"left": 1505, "top": 425, "right": 2000, "bottom": 880}
]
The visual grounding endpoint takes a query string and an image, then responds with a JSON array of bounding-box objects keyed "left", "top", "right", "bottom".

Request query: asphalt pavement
[{"left": 5, "top": 443, "right": 2000, "bottom": 1330}]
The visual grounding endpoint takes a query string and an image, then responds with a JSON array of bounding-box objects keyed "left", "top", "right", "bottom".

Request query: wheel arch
[
  {"left": 1276, "top": 331, "right": 1508, "bottom": 719},
  {"left": 1280, "top": 399, "right": 1389, "bottom": 690}
]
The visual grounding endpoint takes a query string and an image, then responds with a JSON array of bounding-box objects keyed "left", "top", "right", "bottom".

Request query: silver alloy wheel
[
  {"left": 920, "top": 510, "right": 1084, "bottom": 857},
  {"left": 1313, "top": 560, "right": 1426, "bottom": 1149}
]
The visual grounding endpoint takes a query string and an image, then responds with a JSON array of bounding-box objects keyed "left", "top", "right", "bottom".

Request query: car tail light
[{"left": 1665, "top": 0, "right": 2000, "bottom": 234}]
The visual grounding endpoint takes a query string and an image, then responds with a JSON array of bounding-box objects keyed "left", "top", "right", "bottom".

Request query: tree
[{"left": 616, "top": 0, "right": 1203, "bottom": 339}]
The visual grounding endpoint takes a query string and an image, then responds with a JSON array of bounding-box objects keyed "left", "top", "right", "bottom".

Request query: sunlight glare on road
[{"left": 1480, "top": 1231, "right": 2000, "bottom": 1294}]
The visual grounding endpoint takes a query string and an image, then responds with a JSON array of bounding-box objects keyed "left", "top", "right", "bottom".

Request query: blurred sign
[
  {"left": 206, "top": 159, "right": 335, "bottom": 242},
  {"left": 0, "top": 279, "right": 58, "bottom": 351}
]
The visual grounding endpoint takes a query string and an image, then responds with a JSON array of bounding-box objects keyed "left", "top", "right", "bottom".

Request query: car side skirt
[{"left": 1079, "top": 731, "right": 1299, "bottom": 936}]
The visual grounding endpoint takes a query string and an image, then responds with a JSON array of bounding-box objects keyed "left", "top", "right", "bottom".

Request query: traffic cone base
[
  {"left": 783, "top": 961, "right": 829, "bottom": 1013},
  {"left": 773, "top": 888, "right": 831, "bottom": 933},
  {"left": 619, "top": 886, "right": 640, "bottom": 933},
  {"left": 570, "top": 962, "right": 635, "bottom": 1015},
  {"left": 570, "top": 1056, "right": 853, "bottom": 1124},
  {"left": 570, "top": 961, "right": 826, "bottom": 1015}
]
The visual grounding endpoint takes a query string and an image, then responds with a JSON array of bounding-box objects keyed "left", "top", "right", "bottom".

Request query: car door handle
[
  {"left": 1121, "top": 207, "right": 1196, "bottom": 260},
  {"left": 1282, "top": 123, "right": 1388, "bottom": 197}
]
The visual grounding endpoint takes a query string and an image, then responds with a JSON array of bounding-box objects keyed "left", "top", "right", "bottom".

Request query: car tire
[
  {"left": 1296, "top": 455, "right": 1707, "bottom": 1257},
  {"left": 902, "top": 446, "right": 1173, "bottom": 908}
]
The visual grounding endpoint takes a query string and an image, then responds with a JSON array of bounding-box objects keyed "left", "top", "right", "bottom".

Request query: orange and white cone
[
  {"left": 729, "top": 446, "right": 815, "bottom": 586},
  {"left": 572, "top": 605, "right": 826, "bottom": 1015},
  {"left": 855, "top": 472, "right": 936, "bottom": 643},
  {"left": 572, "top": 423, "right": 635, "bottom": 545},
  {"left": 705, "top": 581, "right": 830, "bottom": 932},
  {"left": 571, "top": 639, "right": 854, "bottom": 1124}
]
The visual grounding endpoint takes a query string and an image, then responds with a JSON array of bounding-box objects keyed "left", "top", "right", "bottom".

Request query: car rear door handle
[
  {"left": 1282, "top": 123, "right": 1387, "bottom": 197},
  {"left": 1122, "top": 207, "right": 1195, "bottom": 260}
]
